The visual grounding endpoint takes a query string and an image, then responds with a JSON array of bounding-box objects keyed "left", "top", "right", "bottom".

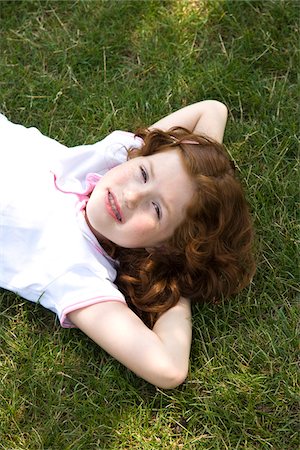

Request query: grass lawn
[{"left": 0, "top": 0, "right": 298, "bottom": 448}]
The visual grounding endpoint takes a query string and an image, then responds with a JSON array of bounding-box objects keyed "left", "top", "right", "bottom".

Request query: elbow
[
  {"left": 211, "top": 100, "right": 228, "bottom": 116},
  {"left": 202, "top": 99, "right": 228, "bottom": 116},
  {"left": 155, "top": 366, "right": 188, "bottom": 390},
  {"left": 219, "top": 102, "right": 228, "bottom": 120}
]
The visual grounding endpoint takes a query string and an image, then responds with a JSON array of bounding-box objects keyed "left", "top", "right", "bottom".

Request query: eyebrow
[{"left": 148, "top": 159, "right": 171, "bottom": 217}]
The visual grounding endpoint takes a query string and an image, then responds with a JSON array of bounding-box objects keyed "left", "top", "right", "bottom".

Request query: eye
[
  {"left": 140, "top": 166, "right": 148, "bottom": 183},
  {"left": 152, "top": 202, "right": 162, "bottom": 220}
]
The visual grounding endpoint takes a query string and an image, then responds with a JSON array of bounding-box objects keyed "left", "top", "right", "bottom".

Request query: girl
[{"left": 0, "top": 100, "right": 255, "bottom": 389}]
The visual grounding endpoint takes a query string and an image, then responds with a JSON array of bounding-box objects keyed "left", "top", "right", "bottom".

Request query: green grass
[{"left": 0, "top": 0, "right": 298, "bottom": 448}]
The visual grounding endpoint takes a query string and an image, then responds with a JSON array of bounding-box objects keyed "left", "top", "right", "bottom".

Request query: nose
[{"left": 123, "top": 188, "right": 144, "bottom": 209}]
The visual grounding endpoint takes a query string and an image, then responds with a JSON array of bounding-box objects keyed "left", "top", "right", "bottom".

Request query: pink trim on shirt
[
  {"left": 51, "top": 171, "right": 109, "bottom": 256},
  {"left": 60, "top": 295, "right": 126, "bottom": 328},
  {"left": 52, "top": 172, "right": 101, "bottom": 197}
]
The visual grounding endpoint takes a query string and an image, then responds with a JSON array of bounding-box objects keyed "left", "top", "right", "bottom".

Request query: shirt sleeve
[{"left": 39, "top": 265, "right": 127, "bottom": 328}]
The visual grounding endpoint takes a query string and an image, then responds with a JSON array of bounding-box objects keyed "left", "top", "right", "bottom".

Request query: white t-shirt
[{"left": 0, "top": 113, "right": 143, "bottom": 327}]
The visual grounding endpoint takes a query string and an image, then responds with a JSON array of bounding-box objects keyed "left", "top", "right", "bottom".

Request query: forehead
[
  {"left": 145, "top": 148, "right": 189, "bottom": 180},
  {"left": 146, "top": 149, "right": 194, "bottom": 214}
]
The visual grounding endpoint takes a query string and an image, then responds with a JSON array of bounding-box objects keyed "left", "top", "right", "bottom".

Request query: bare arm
[
  {"left": 149, "top": 100, "right": 228, "bottom": 143},
  {"left": 68, "top": 297, "right": 192, "bottom": 389},
  {"left": 67, "top": 102, "right": 226, "bottom": 387}
]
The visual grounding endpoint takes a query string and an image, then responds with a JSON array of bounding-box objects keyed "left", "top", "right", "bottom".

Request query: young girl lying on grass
[{"left": 0, "top": 100, "right": 255, "bottom": 388}]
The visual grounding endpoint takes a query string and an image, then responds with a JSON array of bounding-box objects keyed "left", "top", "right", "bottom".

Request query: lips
[{"left": 106, "top": 190, "right": 123, "bottom": 223}]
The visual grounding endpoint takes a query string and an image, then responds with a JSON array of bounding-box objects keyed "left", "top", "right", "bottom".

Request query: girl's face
[{"left": 85, "top": 149, "right": 195, "bottom": 249}]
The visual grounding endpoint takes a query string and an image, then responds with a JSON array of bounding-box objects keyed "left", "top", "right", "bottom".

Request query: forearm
[
  {"left": 69, "top": 299, "right": 192, "bottom": 389},
  {"left": 152, "top": 297, "right": 192, "bottom": 379},
  {"left": 150, "top": 100, "right": 228, "bottom": 143}
]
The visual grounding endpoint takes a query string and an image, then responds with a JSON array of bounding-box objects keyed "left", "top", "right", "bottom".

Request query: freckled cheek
[{"left": 131, "top": 216, "right": 156, "bottom": 235}]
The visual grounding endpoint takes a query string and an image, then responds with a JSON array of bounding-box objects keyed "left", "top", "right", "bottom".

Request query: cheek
[
  {"left": 87, "top": 187, "right": 103, "bottom": 214},
  {"left": 105, "top": 165, "right": 131, "bottom": 184},
  {"left": 130, "top": 215, "right": 156, "bottom": 234}
]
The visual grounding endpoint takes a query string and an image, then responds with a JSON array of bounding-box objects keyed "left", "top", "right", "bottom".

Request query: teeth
[{"left": 109, "top": 192, "right": 122, "bottom": 222}]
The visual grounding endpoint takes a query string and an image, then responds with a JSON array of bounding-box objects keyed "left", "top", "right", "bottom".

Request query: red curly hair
[{"left": 102, "top": 127, "right": 255, "bottom": 328}]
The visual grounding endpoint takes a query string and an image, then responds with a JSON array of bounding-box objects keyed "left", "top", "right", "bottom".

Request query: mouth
[{"left": 106, "top": 190, "right": 123, "bottom": 223}]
